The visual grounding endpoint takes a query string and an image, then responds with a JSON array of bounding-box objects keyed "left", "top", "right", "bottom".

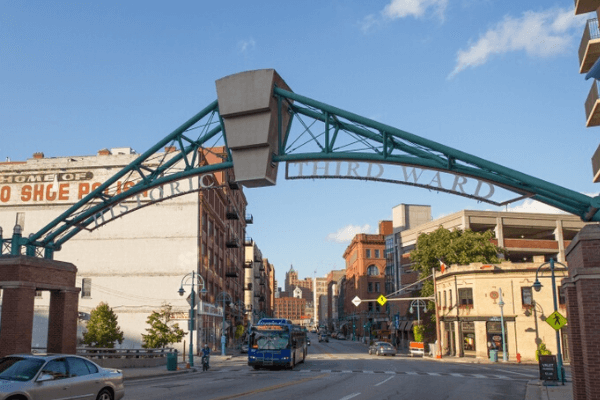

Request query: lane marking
[
  {"left": 375, "top": 376, "right": 395, "bottom": 386},
  {"left": 494, "top": 368, "right": 538, "bottom": 377},
  {"left": 209, "top": 373, "right": 329, "bottom": 400},
  {"left": 339, "top": 393, "right": 361, "bottom": 400}
]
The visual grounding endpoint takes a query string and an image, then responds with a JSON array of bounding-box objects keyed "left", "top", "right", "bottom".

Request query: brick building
[
  {"left": 341, "top": 221, "right": 393, "bottom": 338},
  {"left": 0, "top": 147, "right": 252, "bottom": 352},
  {"left": 274, "top": 297, "right": 306, "bottom": 323}
]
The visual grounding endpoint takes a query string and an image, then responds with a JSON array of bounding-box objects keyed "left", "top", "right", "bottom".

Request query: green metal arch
[{"left": 5, "top": 84, "right": 598, "bottom": 259}]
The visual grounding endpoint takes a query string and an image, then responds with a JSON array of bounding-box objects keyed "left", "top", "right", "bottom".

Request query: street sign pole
[{"left": 550, "top": 259, "right": 564, "bottom": 385}]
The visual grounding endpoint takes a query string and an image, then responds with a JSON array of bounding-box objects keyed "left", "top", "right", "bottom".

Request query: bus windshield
[{"left": 253, "top": 331, "right": 290, "bottom": 350}]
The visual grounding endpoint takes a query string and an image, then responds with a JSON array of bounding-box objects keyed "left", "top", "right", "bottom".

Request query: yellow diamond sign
[
  {"left": 545, "top": 311, "right": 567, "bottom": 331},
  {"left": 377, "top": 294, "right": 387, "bottom": 306}
]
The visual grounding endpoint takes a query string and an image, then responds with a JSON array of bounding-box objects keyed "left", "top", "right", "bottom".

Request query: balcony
[
  {"left": 226, "top": 205, "right": 239, "bottom": 220},
  {"left": 244, "top": 237, "right": 253, "bottom": 247},
  {"left": 585, "top": 79, "right": 600, "bottom": 127},
  {"left": 225, "top": 268, "right": 239, "bottom": 278},
  {"left": 575, "top": 0, "right": 599, "bottom": 16},
  {"left": 593, "top": 144, "right": 600, "bottom": 183},
  {"left": 245, "top": 283, "right": 253, "bottom": 290},
  {"left": 244, "top": 260, "right": 253, "bottom": 269},
  {"left": 579, "top": 19, "right": 600, "bottom": 73},
  {"left": 226, "top": 234, "right": 240, "bottom": 248},
  {"left": 259, "top": 263, "right": 265, "bottom": 271},
  {"left": 245, "top": 214, "right": 253, "bottom": 224}
]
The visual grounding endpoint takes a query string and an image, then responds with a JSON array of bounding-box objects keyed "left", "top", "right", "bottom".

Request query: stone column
[
  {"left": 555, "top": 219, "right": 565, "bottom": 263},
  {"left": 47, "top": 288, "right": 80, "bottom": 354},
  {"left": 564, "top": 224, "right": 600, "bottom": 400},
  {"left": 0, "top": 284, "right": 36, "bottom": 356}
]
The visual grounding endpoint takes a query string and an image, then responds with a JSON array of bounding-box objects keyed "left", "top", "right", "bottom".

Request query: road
[{"left": 124, "top": 333, "right": 553, "bottom": 400}]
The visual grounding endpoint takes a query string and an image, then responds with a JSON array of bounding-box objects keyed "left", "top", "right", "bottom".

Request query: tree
[
  {"left": 409, "top": 227, "right": 505, "bottom": 341},
  {"left": 141, "top": 303, "right": 186, "bottom": 349},
  {"left": 82, "top": 302, "right": 124, "bottom": 348}
]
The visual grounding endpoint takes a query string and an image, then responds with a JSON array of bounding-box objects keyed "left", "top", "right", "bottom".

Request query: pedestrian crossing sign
[
  {"left": 377, "top": 295, "right": 387, "bottom": 306},
  {"left": 545, "top": 311, "right": 567, "bottom": 331}
]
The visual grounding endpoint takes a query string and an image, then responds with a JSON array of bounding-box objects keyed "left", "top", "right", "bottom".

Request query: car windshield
[
  {"left": 379, "top": 343, "right": 393, "bottom": 348},
  {"left": 254, "top": 332, "right": 290, "bottom": 350},
  {"left": 0, "top": 357, "right": 45, "bottom": 382}
]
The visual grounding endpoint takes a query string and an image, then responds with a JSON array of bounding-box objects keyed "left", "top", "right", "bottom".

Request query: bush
[
  {"left": 535, "top": 342, "right": 552, "bottom": 361},
  {"left": 413, "top": 324, "right": 426, "bottom": 342}
]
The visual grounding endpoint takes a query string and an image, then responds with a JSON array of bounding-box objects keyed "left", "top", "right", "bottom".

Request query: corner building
[{"left": 0, "top": 147, "right": 250, "bottom": 352}]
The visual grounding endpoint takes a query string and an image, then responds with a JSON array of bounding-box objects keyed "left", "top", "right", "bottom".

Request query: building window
[
  {"left": 443, "top": 291, "right": 447, "bottom": 308},
  {"left": 81, "top": 278, "right": 91, "bottom": 298},
  {"left": 367, "top": 265, "right": 379, "bottom": 276},
  {"left": 375, "top": 282, "right": 380, "bottom": 293},
  {"left": 35, "top": 291, "right": 43, "bottom": 298},
  {"left": 521, "top": 287, "right": 533, "bottom": 307},
  {"left": 366, "top": 249, "right": 371, "bottom": 258},
  {"left": 558, "top": 286, "right": 566, "bottom": 305},
  {"left": 458, "top": 288, "right": 473, "bottom": 307},
  {"left": 375, "top": 249, "right": 380, "bottom": 258},
  {"left": 449, "top": 290, "right": 453, "bottom": 309},
  {"left": 368, "top": 282, "right": 373, "bottom": 292}
]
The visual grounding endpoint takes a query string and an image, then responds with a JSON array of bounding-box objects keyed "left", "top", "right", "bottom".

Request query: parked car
[
  {"left": 369, "top": 341, "right": 397, "bottom": 356},
  {"left": 240, "top": 342, "right": 249, "bottom": 353},
  {"left": 0, "top": 353, "right": 125, "bottom": 400},
  {"left": 330, "top": 332, "right": 338, "bottom": 339},
  {"left": 337, "top": 333, "right": 346, "bottom": 340},
  {"left": 318, "top": 334, "right": 329, "bottom": 343}
]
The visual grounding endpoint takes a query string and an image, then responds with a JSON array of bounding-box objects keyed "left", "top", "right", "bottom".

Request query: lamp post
[
  {"left": 498, "top": 288, "right": 507, "bottom": 362},
  {"left": 532, "top": 258, "right": 567, "bottom": 385},
  {"left": 177, "top": 271, "right": 206, "bottom": 367},
  {"left": 216, "top": 291, "right": 233, "bottom": 356},
  {"left": 409, "top": 299, "right": 428, "bottom": 325}
]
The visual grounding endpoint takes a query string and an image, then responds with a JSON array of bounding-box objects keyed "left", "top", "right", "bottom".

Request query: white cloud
[
  {"left": 237, "top": 38, "right": 256, "bottom": 54},
  {"left": 326, "top": 224, "right": 373, "bottom": 243},
  {"left": 504, "top": 192, "right": 599, "bottom": 214},
  {"left": 361, "top": 0, "right": 447, "bottom": 33},
  {"left": 449, "top": 8, "right": 587, "bottom": 78},
  {"left": 383, "top": 0, "right": 448, "bottom": 20}
]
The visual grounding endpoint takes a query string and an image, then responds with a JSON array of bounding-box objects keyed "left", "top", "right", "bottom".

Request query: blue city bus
[{"left": 248, "top": 318, "right": 307, "bottom": 369}]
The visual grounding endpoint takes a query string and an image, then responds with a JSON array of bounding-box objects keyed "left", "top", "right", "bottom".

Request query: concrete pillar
[
  {"left": 0, "top": 284, "right": 36, "bottom": 356},
  {"left": 555, "top": 219, "right": 565, "bottom": 263},
  {"left": 564, "top": 224, "right": 600, "bottom": 400},
  {"left": 47, "top": 289, "right": 80, "bottom": 354},
  {"left": 495, "top": 217, "right": 505, "bottom": 248}
]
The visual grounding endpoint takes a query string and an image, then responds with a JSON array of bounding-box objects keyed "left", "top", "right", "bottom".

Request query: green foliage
[
  {"left": 141, "top": 303, "right": 186, "bottom": 349},
  {"left": 410, "top": 227, "right": 506, "bottom": 302},
  {"left": 413, "top": 324, "right": 426, "bottom": 342},
  {"left": 234, "top": 324, "right": 245, "bottom": 340},
  {"left": 82, "top": 302, "right": 124, "bottom": 348},
  {"left": 535, "top": 342, "right": 552, "bottom": 361}
]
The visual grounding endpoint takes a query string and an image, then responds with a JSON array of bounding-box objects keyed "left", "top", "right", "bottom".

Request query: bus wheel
[
  {"left": 290, "top": 355, "right": 295, "bottom": 369},
  {"left": 253, "top": 365, "right": 260, "bottom": 370}
]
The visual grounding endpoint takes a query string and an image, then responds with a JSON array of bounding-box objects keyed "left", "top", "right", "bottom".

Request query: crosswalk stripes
[{"left": 213, "top": 367, "right": 524, "bottom": 380}]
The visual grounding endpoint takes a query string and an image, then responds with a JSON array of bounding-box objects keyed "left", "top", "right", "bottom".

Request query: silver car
[
  {"left": 0, "top": 354, "right": 124, "bottom": 400},
  {"left": 369, "top": 341, "right": 397, "bottom": 356}
]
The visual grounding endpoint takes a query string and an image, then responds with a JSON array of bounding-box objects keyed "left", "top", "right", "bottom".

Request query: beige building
[{"left": 436, "top": 257, "right": 568, "bottom": 363}]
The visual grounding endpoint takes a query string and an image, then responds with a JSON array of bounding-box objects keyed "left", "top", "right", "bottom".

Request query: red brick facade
[
  {"left": 564, "top": 224, "right": 600, "bottom": 400},
  {"left": 0, "top": 256, "right": 80, "bottom": 357}
]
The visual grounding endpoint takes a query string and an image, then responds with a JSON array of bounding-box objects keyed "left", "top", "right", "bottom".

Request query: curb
[{"left": 123, "top": 367, "right": 198, "bottom": 381}]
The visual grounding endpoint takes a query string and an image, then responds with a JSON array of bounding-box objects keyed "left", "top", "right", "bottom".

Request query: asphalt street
[{"left": 123, "top": 333, "right": 558, "bottom": 400}]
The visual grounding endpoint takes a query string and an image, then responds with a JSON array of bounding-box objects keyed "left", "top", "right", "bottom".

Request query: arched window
[{"left": 367, "top": 265, "right": 379, "bottom": 276}]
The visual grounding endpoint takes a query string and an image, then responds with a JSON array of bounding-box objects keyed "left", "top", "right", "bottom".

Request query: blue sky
[{"left": 1, "top": 1, "right": 598, "bottom": 286}]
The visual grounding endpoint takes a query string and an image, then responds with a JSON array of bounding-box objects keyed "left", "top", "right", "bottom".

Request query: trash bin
[
  {"left": 166, "top": 351, "right": 178, "bottom": 371},
  {"left": 489, "top": 350, "right": 498, "bottom": 362}
]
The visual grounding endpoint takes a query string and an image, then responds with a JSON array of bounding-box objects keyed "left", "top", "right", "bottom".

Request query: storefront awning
[{"left": 403, "top": 321, "right": 415, "bottom": 331}]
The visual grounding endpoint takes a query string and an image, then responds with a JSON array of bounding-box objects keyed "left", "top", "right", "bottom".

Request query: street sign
[
  {"left": 377, "top": 294, "right": 387, "bottom": 306},
  {"left": 186, "top": 293, "right": 200, "bottom": 309},
  {"left": 395, "top": 314, "right": 399, "bottom": 329},
  {"left": 545, "top": 311, "right": 567, "bottom": 331},
  {"left": 352, "top": 296, "right": 362, "bottom": 307}
]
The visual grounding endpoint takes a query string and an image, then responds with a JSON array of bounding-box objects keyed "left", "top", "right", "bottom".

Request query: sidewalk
[{"left": 121, "top": 352, "right": 239, "bottom": 381}]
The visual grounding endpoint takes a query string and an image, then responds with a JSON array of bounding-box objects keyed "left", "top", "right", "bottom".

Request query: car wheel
[{"left": 96, "top": 389, "right": 114, "bottom": 400}]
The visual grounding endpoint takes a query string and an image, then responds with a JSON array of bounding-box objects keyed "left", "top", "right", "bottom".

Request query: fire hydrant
[{"left": 516, "top": 353, "right": 521, "bottom": 363}]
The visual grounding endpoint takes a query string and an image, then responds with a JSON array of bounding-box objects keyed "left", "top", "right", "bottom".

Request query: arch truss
[{"left": 6, "top": 69, "right": 597, "bottom": 259}]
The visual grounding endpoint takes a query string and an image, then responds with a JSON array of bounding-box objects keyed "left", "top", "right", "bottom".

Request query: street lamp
[
  {"left": 216, "top": 291, "right": 233, "bottom": 356},
  {"left": 177, "top": 271, "right": 206, "bottom": 367},
  {"left": 409, "top": 299, "right": 428, "bottom": 325},
  {"left": 498, "top": 288, "right": 507, "bottom": 362},
  {"left": 532, "top": 258, "right": 567, "bottom": 385}
]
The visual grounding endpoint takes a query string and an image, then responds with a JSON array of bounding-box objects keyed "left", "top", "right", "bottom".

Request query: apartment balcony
[
  {"left": 225, "top": 268, "right": 239, "bottom": 278},
  {"left": 585, "top": 79, "right": 600, "bottom": 127},
  {"left": 593, "top": 144, "right": 600, "bottom": 183},
  {"left": 259, "top": 263, "right": 265, "bottom": 271},
  {"left": 226, "top": 234, "right": 240, "bottom": 248},
  {"left": 244, "top": 237, "right": 253, "bottom": 247},
  {"left": 244, "top": 260, "right": 253, "bottom": 269},
  {"left": 575, "top": 0, "right": 599, "bottom": 15},
  {"left": 226, "top": 205, "right": 239, "bottom": 220},
  {"left": 245, "top": 283, "right": 253, "bottom": 291},
  {"left": 579, "top": 19, "right": 600, "bottom": 73},
  {"left": 245, "top": 214, "right": 254, "bottom": 224}
]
